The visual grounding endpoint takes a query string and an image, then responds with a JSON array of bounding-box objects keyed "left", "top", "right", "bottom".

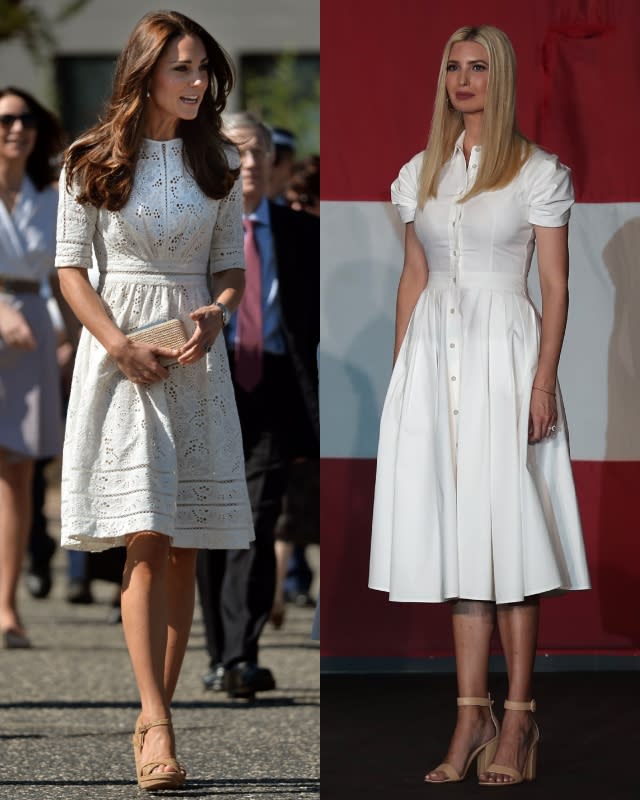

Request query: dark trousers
[
  {"left": 29, "top": 459, "right": 56, "bottom": 567},
  {"left": 196, "top": 353, "right": 291, "bottom": 668},
  {"left": 285, "top": 546, "right": 314, "bottom": 595}
]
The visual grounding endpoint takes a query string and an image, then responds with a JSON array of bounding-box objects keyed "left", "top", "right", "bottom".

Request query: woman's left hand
[
  {"left": 177, "top": 304, "right": 224, "bottom": 364},
  {"left": 528, "top": 387, "right": 558, "bottom": 444}
]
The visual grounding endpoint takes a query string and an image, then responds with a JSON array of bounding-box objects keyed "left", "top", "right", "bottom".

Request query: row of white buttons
[{"left": 446, "top": 155, "right": 478, "bottom": 428}]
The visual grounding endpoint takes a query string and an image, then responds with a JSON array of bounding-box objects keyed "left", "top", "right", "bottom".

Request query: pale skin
[
  {"left": 270, "top": 539, "right": 294, "bottom": 628},
  {"left": 0, "top": 93, "right": 77, "bottom": 640},
  {"left": 393, "top": 41, "right": 568, "bottom": 784},
  {"left": 58, "top": 33, "right": 245, "bottom": 777},
  {"left": 0, "top": 453, "right": 33, "bottom": 638}
]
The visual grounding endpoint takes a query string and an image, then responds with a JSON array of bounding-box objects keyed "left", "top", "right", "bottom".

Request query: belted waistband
[
  {"left": 427, "top": 271, "right": 526, "bottom": 293},
  {"left": 0, "top": 277, "right": 40, "bottom": 294},
  {"left": 99, "top": 270, "right": 209, "bottom": 289}
]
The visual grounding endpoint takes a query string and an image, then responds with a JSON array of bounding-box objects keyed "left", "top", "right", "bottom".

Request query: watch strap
[{"left": 212, "top": 300, "right": 230, "bottom": 326}]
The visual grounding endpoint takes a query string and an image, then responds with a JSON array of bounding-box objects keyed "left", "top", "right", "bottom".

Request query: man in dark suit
[{"left": 196, "top": 112, "right": 319, "bottom": 698}]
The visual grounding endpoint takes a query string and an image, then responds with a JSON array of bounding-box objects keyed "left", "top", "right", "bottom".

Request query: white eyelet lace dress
[
  {"left": 55, "top": 138, "right": 254, "bottom": 551},
  {"left": 369, "top": 136, "right": 591, "bottom": 603}
]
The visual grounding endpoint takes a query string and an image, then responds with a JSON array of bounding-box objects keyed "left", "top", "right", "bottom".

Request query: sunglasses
[{"left": 0, "top": 112, "right": 37, "bottom": 129}]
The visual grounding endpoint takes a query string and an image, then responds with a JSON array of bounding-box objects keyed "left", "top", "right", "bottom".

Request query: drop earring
[{"left": 146, "top": 90, "right": 150, "bottom": 98}]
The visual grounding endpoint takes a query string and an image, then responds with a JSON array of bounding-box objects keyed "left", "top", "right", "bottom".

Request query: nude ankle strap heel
[
  {"left": 479, "top": 699, "right": 539, "bottom": 787},
  {"left": 504, "top": 699, "right": 536, "bottom": 713},
  {"left": 457, "top": 696, "right": 495, "bottom": 707},
  {"left": 424, "top": 695, "right": 500, "bottom": 784},
  {"left": 132, "top": 717, "right": 186, "bottom": 791}
]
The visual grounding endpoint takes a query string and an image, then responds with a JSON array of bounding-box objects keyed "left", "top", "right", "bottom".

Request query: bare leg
[
  {"left": 479, "top": 597, "right": 539, "bottom": 784},
  {"left": 121, "top": 531, "right": 177, "bottom": 775},
  {"left": 426, "top": 600, "right": 498, "bottom": 781},
  {"left": 0, "top": 455, "right": 34, "bottom": 636},
  {"left": 164, "top": 546, "right": 197, "bottom": 703},
  {"left": 271, "top": 539, "right": 293, "bottom": 628}
]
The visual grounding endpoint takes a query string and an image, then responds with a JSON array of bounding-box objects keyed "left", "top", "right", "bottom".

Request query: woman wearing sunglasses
[{"left": 0, "top": 87, "right": 72, "bottom": 648}]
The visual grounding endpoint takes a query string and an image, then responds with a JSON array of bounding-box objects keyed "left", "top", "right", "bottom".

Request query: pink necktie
[{"left": 235, "top": 218, "right": 263, "bottom": 391}]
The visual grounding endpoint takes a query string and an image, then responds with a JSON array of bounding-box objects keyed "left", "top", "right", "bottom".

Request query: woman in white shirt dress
[
  {"left": 56, "top": 11, "right": 253, "bottom": 791},
  {"left": 0, "top": 87, "right": 68, "bottom": 649},
  {"left": 369, "top": 26, "right": 590, "bottom": 786}
]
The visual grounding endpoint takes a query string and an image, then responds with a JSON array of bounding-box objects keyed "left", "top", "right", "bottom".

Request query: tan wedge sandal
[
  {"left": 132, "top": 717, "right": 186, "bottom": 791},
  {"left": 479, "top": 699, "right": 539, "bottom": 786},
  {"left": 424, "top": 695, "right": 500, "bottom": 783}
]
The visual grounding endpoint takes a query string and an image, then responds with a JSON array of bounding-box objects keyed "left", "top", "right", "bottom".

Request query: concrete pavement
[{"left": 0, "top": 464, "right": 319, "bottom": 799}]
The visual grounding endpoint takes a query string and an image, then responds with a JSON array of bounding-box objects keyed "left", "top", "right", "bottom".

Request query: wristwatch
[{"left": 212, "top": 300, "right": 230, "bottom": 326}]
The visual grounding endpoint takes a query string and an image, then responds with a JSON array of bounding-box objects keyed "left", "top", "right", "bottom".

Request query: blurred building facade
[{"left": 0, "top": 0, "right": 319, "bottom": 147}]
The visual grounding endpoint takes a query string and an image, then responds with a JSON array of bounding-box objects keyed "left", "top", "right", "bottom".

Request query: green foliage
[
  {"left": 0, "top": 0, "right": 92, "bottom": 60},
  {"left": 243, "top": 52, "right": 320, "bottom": 155}
]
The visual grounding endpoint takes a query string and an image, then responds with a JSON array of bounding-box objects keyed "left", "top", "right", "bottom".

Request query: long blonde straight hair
[{"left": 417, "top": 25, "right": 531, "bottom": 208}]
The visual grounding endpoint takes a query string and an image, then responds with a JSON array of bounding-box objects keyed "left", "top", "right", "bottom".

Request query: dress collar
[{"left": 454, "top": 131, "right": 482, "bottom": 155}]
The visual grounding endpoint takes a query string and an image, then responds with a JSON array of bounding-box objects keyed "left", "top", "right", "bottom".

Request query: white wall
[{"left": 320, "top": 200, "right": 640, "bottom": 462}]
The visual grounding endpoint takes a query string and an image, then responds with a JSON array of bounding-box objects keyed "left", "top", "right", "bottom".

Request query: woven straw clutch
[{"left": 127, "top": 319, "right": 188, "bottom": 364}]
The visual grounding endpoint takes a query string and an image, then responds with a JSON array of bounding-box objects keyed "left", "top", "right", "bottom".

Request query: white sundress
[
  {"left": 55, "top": 138, "right": 254, "bottom": 551},
  {"left": 369, "top": 135, "right": 591, "bottom": 604}
]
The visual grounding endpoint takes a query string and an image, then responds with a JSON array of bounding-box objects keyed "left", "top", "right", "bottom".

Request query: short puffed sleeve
[
  {"left": 209, "top": 145, "right": 245, "bottom": 273},
  {"left": 54, "top": 165, "right": 98, "bottom": 269},
  {"left": 390, "top": 152, "right": 424, "bottom": 224},
  {"left": 525, "top": 149, "right": 574, "bottom": 227}
]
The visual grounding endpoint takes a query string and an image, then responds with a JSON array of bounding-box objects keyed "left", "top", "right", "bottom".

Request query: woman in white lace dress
[
  {"left": 56, "top": 11, "right": 253, "bottom": 791},
  {"left": 369, "top": 26, "right": 590, "bottom": 786}
]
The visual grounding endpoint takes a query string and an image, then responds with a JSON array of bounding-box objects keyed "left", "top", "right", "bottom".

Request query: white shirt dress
[
  {"left": 369, "top": 135, "right": 591, "bottom": 604},
  {"left": 0, "top": 177, "right": 63, "bottom": 459},
  {"left": 55, "top": 138, "right": 254, "bottom": 552}
]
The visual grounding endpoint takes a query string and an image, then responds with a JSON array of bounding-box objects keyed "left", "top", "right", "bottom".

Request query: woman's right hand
[
  {"left": 56, "top": 268, "right": 176, "bottom": 385},
  {"left": 111, "top": 339, "right": 177, "bottom": 385},
  {"left": 0, "top": 303, "right": 36, "bottom": 350}
]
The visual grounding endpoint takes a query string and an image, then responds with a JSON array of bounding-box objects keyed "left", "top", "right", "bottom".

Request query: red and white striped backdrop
[{"left": 320, "top": 0, "right": 640, "bottom": 660}]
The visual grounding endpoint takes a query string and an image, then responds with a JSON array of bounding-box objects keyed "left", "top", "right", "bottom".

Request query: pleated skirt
[
  {"left": 60, "top": 271, "right": 254, "bottom": 552},
  {"left": 369, "top": 276, "right": 591, "bottom": 604},
  {"left": 0, "top": 290, "right": 63, "bottom": 460}
]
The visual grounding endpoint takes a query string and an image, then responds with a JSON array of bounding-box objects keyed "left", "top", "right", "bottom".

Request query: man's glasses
[{"left": 0, "top": 113, "right": 37, "bottom": 129}]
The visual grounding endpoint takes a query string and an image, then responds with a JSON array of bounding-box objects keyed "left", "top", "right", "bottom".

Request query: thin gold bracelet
[{"left": 532, "top": 385, "right": 556, "bottom": 396}]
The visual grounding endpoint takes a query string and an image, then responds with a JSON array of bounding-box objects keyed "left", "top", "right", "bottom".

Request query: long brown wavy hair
[
  {"left": 64, "top": 10, "right": 238, "bottom": 211},
  {"left": 0, "top": 87, "right": 65, "bottom": 191}
]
